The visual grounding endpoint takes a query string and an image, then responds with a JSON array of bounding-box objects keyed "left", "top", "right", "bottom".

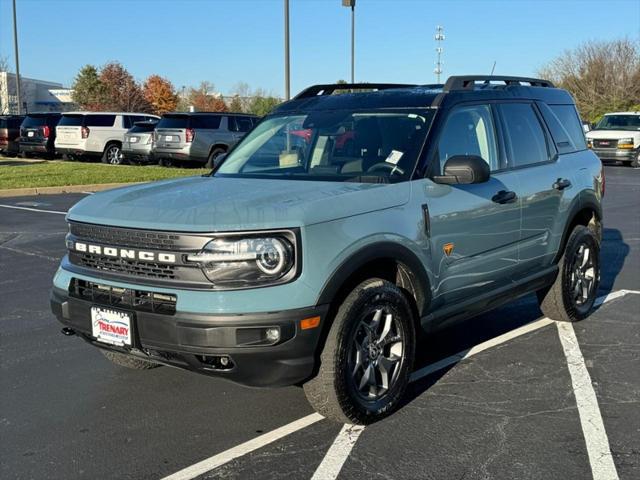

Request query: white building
[{"left": 0, "top": 72, "right": 75, "bottom": 114}]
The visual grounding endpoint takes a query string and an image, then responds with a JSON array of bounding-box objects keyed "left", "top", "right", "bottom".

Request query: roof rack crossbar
[
  {"left": 294, "top": 83, "right": 417, "bottom": 100},
  {"left": 443, "top": 75, "right": 555, "bottom": 92}
]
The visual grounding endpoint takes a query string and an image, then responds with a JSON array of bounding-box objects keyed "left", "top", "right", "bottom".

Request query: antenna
[
  {"left": 490, "top": 61, "right": 497, "bottom": 75},
  {"left": 434, "top": 25, "right": 445, "bottom": 83}
]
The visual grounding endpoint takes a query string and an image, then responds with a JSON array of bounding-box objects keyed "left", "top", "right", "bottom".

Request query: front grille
[
  {"left": 70, "top": 223, "right": 181, "bottom": 249},
  {"left": 74, "top": 252, "right": 177, "bottom": 280},
  {"left": 594, "top": 139, "right": 618, "bottom": 149},
  {"left": 70, "top": 278, "right": 177, "bottom": 315}
]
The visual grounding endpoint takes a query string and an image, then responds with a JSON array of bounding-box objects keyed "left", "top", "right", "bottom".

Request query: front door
[{"left": 421, "top": 103, "right": 521, "bottom": 308}]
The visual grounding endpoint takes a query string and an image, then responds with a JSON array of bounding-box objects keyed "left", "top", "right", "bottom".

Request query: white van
[{"left": 55, "top": 112, "right": 159, "bottom": 164}]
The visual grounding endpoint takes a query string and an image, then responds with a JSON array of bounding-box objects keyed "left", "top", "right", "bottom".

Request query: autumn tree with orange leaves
[
  {"left": 188, "top": 81, "right": 228, "bottom": 112},
  {"left": 143, "top": 75, "right": 178, "bottom": 116}
]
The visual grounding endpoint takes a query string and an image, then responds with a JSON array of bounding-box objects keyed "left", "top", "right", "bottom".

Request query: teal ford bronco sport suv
[{"left": 51, "top": 76, "right": 604, "bottom": 424}]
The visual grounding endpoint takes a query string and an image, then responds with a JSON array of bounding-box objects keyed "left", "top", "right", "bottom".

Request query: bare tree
[{"left": 538, "top": 38, "right": 640, "bottom": 121}]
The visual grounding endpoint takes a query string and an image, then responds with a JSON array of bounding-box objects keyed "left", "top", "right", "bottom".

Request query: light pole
[
  {"left": 12, "top": 0, "right": 22, "bottom": 114},
  {"left": 342, "top": 0, "right": 355, "bottom": 83},
  {"left": 284, "top": 0, "right": 290, "bottom": 100},
  {"left": 434, "top": 25, "right": 445, "bottom": 84}
]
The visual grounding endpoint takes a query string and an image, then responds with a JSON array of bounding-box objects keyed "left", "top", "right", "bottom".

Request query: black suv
[{"left": 19, "top": 112, "right": 62, "bottom": 159}]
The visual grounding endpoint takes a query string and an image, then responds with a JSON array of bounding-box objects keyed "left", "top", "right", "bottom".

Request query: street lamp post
[
  {"left": 342, "top": 0, "right": 355, "bottom": 83},
  {"left": 284, "top": 0, "right": 290, "bottom": 100},
  {"left": 12, "top": 0, "right": 22, "bottom": 114}
]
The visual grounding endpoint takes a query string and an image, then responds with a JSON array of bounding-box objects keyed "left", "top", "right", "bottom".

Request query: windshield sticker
[{"left": 386, "top": 150, "right": 404, "bottom": 165}]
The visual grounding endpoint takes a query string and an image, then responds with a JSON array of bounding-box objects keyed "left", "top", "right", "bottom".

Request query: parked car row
[{"left": 0, "top": 111, "right": 259, "bottom": 168}]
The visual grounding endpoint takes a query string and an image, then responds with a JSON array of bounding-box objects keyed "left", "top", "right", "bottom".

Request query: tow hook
[{"left": 61, "top": 327, "right": 76, "bottom": 336}]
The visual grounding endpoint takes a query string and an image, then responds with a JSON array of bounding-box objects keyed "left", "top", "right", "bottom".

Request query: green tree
[
  {"left": 248, "top": 96, "right": 280, "bottom": 116},
  {"left": 71, "top": 65, "right": 106, "bottom": 111},
  {"left": 538, "top": 38, "right": 640, "bottom": 122}
]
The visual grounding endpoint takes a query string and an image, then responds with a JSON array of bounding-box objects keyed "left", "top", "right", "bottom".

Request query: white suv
[
  {"left": 586, "top": 111, "right": 640, "bottom": 167},
  {"left": 55, "top": 112, "right": 159, "bottom": 164}
]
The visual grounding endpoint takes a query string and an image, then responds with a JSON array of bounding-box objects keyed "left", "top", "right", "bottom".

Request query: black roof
[
  {"left": 163, "top": 112, "right": 258, "bottom": 117},
  {"left": 274, "top": 75, "right": 574, "bottom": 114}
]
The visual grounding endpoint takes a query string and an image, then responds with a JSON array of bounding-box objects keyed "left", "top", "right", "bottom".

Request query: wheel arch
[
  {"left": 553, "top": 196, "right": 602, "bottom": 264},
  {"left": 208, "top": 143, "right": 229, "bottom": 157}
]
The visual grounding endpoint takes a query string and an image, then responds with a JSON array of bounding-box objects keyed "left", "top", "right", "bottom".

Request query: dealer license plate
[
  {"left": 27, "top": 131, "right": 34, "bottom": 137},
  {"left": 91, "top": 307, "right": 132, "bottom": 346},
  {"left": 164, "top": 135, "right": 173, "bottom": 142}
]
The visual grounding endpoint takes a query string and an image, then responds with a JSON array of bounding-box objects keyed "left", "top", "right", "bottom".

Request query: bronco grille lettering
[{"left": 72, "top": 242, "right": 177, "bottom": 264}]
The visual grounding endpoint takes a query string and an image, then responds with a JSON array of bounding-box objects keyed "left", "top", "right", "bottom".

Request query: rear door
[
  {"left": 420, "top": 103, "right": 522, "bottom": 306},
  {"left": 56, "top": 114, "right": 85, "bottom": 147},
  {"left": 155, "top": 114, "right": 190, "bottom": 150},
  {"left": 21, "top": 115, "right": 51, "bottom": 144},
  {"left": 192, "top": 114, "right": 223, "bottom": 159}
]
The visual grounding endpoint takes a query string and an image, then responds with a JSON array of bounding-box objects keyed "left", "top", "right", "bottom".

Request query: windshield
[
  {"left": 595, "top": 114, "right": 640, "bottom": 131},
  {"left": 22, "top": 115, "right": 51, "bottom": 128},
  {"left": 215, "top": 110, "right": 432, "bottom": 183}
]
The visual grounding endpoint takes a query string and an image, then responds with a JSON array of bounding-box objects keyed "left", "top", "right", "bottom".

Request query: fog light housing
[{"left": 265, "top": 327, "right": 280, "bottom": 343}]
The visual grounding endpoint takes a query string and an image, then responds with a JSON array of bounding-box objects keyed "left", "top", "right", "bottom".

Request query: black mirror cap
[{"left": 433, "top": 155, "right": 490, "bottom": 185}]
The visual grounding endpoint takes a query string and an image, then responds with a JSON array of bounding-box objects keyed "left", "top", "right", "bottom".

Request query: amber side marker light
[{"left": 300, "top": 316, "right": 321, "bottom": 330}]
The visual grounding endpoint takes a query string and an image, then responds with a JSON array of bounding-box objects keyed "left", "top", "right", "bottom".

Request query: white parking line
[
  {"left": 557, "top": 322, "right": 619, "bottom": 480},
  {"left": 0, "top": 204, "right": 67, "bottom": 215},
  {"left": 161, "top": 413, "right": 323, "bottom": 480},
  {"left": 160, "top": 288, "right": 638, "bottom": 480},
  {"left": 311, "top": 424, "right": 365, "bottom": 480}
]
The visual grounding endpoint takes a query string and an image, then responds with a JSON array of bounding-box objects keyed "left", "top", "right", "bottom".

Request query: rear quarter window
[
  {"left": 549, "top": 105, "right": 587, "bottom": 151},
  {"left": 85, "top": 115, "right": 116, "bottom": 127}
]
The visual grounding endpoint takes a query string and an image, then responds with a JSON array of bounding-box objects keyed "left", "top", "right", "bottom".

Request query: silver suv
[
  {"left": 153, "top": 112, "right": 258, "bottom": 167},
  {"left": 55, "top": 112, "right": 159, "bottom": 164}
]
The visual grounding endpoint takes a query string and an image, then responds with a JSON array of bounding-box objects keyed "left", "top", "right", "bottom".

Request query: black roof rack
[
  {"left": 294, "top": 83, "right": 417, "bottom": 100},
  {"left": 443, "top": 75, "right": 554, "bottom": 92}
]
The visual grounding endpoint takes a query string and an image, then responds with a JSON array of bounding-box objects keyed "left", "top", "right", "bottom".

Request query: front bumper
[
  {"left": 592, "top": 147, "right": 639, "bottom": 162},
  {"left": 50, "top": 286, "right": 328, "bottom": 387}
]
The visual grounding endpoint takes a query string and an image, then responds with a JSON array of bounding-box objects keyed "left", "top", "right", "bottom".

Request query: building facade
[{"left": 0, "top": 72, "right": 75, "bottom": 114}]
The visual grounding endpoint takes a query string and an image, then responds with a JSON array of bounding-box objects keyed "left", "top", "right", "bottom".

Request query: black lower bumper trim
[{"left": 51, "top": 287, "right": 328, "bottom": 387}]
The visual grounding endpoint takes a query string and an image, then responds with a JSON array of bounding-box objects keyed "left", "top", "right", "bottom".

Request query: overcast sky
[{"left": 1, "top": 0, "right": 638, "bottom": 96}]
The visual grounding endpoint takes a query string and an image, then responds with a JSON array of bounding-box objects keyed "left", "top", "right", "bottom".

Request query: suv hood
[
  {"left": 586, "top": 129, "right": 640, "bottom": 141},
  {"left": 67, "top": 176, "right": 411, "bottom": 231}
]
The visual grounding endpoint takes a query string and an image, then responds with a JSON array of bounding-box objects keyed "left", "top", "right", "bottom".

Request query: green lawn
[{"left": 0, "top": 157, "right": 209, "bottom": 190}]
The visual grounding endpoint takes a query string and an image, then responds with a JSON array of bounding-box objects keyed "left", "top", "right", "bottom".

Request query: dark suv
[
  {"left": 51, "top": 76, "right": 603, "bottom": 424},
  {"left": 0, "top": 115, "right": 25, "bottom": 157},
  {"left": 19, "top": 112, "right": 62, "bottom": 159},
  {"left": 153, "top": 112, "right": 258, "bottom": 167}
]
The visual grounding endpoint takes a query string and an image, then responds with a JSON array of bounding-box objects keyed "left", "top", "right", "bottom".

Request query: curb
[{"left": 0, "top": 182, "right": 143, "bottom": 198}]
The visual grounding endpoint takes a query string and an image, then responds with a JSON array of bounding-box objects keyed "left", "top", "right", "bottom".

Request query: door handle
[
  {"left": 553, "top": 178, "right": 572, "bottom": 190},
  {"left": 492, "top": 190, "right": 517, "bottom": 204}
]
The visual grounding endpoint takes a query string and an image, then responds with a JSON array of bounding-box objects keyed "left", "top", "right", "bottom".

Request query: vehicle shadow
[
  {"left": 401, "top": 227, "right": 629, "bottom": 409},
  {"left": 0, "top": 158, "right": 48, "bottom": 166}
]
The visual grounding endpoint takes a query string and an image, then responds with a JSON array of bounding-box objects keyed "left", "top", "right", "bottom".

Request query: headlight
[
  {"left": 186, "top": 234, "right": 297, "bottom": 288},
  {"left": 618, "top": 138, "right": 634, "bottom": 149}
]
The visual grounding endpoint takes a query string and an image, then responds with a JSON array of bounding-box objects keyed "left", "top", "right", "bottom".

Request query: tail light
[
  {"left": 42, "top": 126, "right": 50, "bottom": 138},
  {"left": 0, "top": 135, "right": 8, "bottom": 143},
  {"left": 185, "top": 128, "right": 195, "bottom": 142},
  {"left": 81, "top": 126, "right": 90, "bottom": 139}
]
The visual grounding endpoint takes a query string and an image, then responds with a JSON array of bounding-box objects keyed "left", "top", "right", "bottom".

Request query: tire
[
  {"left": 537, "top": 225, "right": 600, "bottom": 322},
  {"left": 158, "top": 157, "right": 174, "bottom": 167},
  {"left": 627, "top": 153, "right": 640, "bottom": 168},
  {"left": 101, "top": 143, "right": 123, "bottom": 164},
  {"left": 205, "top": 147, "right": 226, "bottom": 169},
  {"left": 303, "top": 278, "right": 416, "bottom": 424},
  {"left": 101, "top": 350, "right": 161, "bottom": 370}
]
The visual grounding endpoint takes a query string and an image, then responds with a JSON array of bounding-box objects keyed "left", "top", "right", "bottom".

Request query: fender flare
[
  {"left": 554, "top": 193, "right": 602, "bottom": 263},
  {"left": 316, "top": 242, "right": 431, "bottom": 315}
]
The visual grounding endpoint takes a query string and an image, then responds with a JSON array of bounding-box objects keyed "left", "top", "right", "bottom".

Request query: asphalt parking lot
[{"left": 1, "top": 164, "right": 638, "bottom": 480}]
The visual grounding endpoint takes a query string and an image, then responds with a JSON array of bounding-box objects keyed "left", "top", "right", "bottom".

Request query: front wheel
[
  {"left": 303, "top": 278, "right": 415, "bottom": 424},
  {"left": 537, "top": 225, "right": 600, "bottom": 322},
  {"left": 205, "top": 147, "right": 226, "bottom": 169}
]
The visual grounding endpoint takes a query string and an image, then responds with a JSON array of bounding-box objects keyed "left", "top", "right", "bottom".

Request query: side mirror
[{"left": 433, "top": 155, "right": 490, "bottom": 185}]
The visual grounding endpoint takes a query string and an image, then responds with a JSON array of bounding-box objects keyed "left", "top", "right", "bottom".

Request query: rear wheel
[
  {"left": 206, "top": 147, "right": 226, "bottom": 169},
  {"left": 159, "top": 157, "right": 174, "bottom": 167},
  {"left": 101, "top": 350, "right": 160, "bottom": 370},
  {"left": 101, "top": 143, "right": 123, "bottom": 164},
  {"left": 303, "top": 278, "right": 415, "bottom": 424},
  {"left": 537, "top": 225, "right": 600, "bottom": 322}
]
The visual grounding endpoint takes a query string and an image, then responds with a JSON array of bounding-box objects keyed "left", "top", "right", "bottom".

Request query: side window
[
  {"left": 123, "top": 116, "right": 132, "bottom": 129},
  {"left": 550, "top": 105, "right": 587, "bottom": 151},
  {"left": 499, "top": 103, "right": 550, "bottom": 168},
  {"left": 86, "top": 115, "right": 116, "bottom": 127},
  {"left": 236, "top": 116, "right": 254, "bottom": 132},
  {"left": 437, "top": 104, "right": 500, "bottom": 172},
  {"left": 192, "top": 115, "right": 221, "bottom": 129},
  {"left": 227, "top": 116, "right": 238, "bottom": 132}
]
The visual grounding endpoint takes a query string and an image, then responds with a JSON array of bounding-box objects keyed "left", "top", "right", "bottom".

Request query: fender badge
[{"left": 443, "top": 242, "right": 455, "bottom": 256}]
